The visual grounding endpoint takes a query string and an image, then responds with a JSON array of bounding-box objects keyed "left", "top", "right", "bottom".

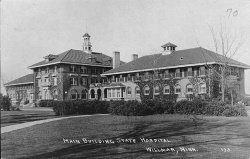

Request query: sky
[{"left": 1, "top": 0, "right": 250, "bottom": 94}]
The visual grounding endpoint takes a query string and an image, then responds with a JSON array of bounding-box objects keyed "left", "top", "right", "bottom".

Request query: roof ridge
[{"left": 60, "top": 49, "right": 73, "bottom": 62}]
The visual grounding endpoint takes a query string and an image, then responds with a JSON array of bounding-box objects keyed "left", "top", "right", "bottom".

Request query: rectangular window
[
  {"left": 187, "top": 88, "right": 193, "bottom": 92},
  {"left": 70, "top": 65, "right": 76, "bottom": 72},
  {"left": 80, "top": 77, "right": 87, "bottom": 85},
  {"left": 53, "top": 77, "right": 57, "bottom": 85},
  {"left": 117, "top": 89, "right": 121, "bottom": 98},
  {"left": 176, "top": 88, "right": 181, "bottom": 93},
  {"left": 91, "top": 67, "right": 96, "bottom": 74},
  {"left": 70, "top": 77, "right": 78, "bottom": 85},
  {"left": 164, "top": 88, "right": 170, "bottom": 94},
  {"left": 80, "top": 66, "right": 87, "bottom": 73}
]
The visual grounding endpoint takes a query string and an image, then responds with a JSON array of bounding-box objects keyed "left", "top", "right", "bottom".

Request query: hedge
[{"left": 51, "top": 99, "right": 247, "bottom": 117}]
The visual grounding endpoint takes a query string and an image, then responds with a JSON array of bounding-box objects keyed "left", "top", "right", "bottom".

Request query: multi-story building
[
  {"left": 4, "top": 74, "right": 34, "bottom": 105},
  {"left": 27, "top": 33, "right": 125, "bottom": 102},
  {"left": 5, "top": 33, "right": 124, "bottom": 105},
  {"left": 92, "top": 42, "right": 250, "bottom": 102}
]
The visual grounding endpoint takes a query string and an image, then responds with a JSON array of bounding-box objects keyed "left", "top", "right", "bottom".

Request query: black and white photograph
[{"left": 1, "top": 0, "right": 250, "bottom": 158}]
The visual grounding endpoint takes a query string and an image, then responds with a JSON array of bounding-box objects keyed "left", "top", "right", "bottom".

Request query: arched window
[
  {"left": 54, "top": 90, "right": 58, "bottom": 100},
  {"left": 81, "top": 89, "right": 87, "bottom": 99},
  {"left": 71, "top": 89, "right": 78, "bottom": 100},
  {"left": 154, "top": 85, "right": 160, "bottom": 94},
  {"left": 135, "top": 87, "right": 140, "bottom": 95},
  {"left": 127, "top": 87, "right": 132, "bottom": 95},
  {"left": 199, "top": 83, "right": 206, "bottom": 94},
  {"left": 163, "top": 85, "right": 170, "bottom": 94},
  {"left": 90, "top": 89, "right": 95, "bottom": 99},
  {"left": 186, "top": 84, "right": 193, "bottom": 94},
  {"left": 144, "top": 85, "right": 150, "bottom": 95},
  {"left": 175, "top": 85, "right": 181, "bottom": 94}
]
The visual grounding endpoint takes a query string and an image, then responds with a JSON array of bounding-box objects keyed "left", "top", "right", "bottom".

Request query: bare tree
[{"left": 208, "top": 21, "right": 244, "bottom": 103}]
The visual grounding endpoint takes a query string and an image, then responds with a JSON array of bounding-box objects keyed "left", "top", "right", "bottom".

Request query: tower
[{"left": 82, "top": 33, "right": 92, "bottom": 53}]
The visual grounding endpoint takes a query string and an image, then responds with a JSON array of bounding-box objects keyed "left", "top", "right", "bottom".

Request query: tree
[
  {"left": 0, "top": 93, "right": 11, "bottom": 111},
  {"left": 207, "top": 21, "right": 243, "bottom": 103}
]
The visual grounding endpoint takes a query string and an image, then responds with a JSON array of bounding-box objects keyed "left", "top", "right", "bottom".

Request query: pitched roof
[
  {"left": 161, "top": 42, "right": 177, "bottom": 48},
  {"left": 83, "top": 33, "right": 91, "bottom": 37},
  {"left": 4, "top": 74, "right": 34, "bottom": 86},
  {"left": 102, "top": 47, "right": 250, "bottom": 75},
  {"left": 28, "top": 49, "right": 124, "bottom": 68}
]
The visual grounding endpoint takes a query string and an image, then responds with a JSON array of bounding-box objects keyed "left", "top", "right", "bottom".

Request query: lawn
[
  {"left": 1, "top": 114, "right": 250, "bottom": 159},
  {"left": 1, "top": 110, "right": 57, "bottom": 127}
]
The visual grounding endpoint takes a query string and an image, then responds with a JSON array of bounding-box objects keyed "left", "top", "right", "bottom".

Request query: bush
[
  {"left": 24, "top": 100, "right": 29, "bottom": 105},
  {"left": 222, "top": 103, "right": 248, "bottom": 116},
  {"left": 241, "top": 97, "right": 250, "bottom": 106},
  {"left": 53, "top": 100, "right": 111, "bottom": 116},
  {"left": 0, "top": 94, "right": 11, "bottom": 111}
]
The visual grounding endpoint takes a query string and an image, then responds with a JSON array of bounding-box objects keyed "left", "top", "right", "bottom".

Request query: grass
[
  {"left": 1, "top": 114, "right": 250, "bottom": 159},
  {"left": 1, "top": 110, "right": 57, "bottom": 127}
]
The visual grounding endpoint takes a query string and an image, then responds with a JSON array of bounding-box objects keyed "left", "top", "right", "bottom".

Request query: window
[
  {"left": 164, "top": 70, "right": 170, "bottom": 79},
  {"left": 54, "top": 90, "right": 58, "bottom": 100},
  {"left": 54, "top": 66, "right": 57, "bottom": 73},
  {"left": 199, "top": 83, "right": 206, "bottom": 94},
  {"left": 163, "top": 85, "right": 170, "bottom": 94},
  {"left": 90, "top": 89, "right": 95, "bottom": 99},
  {"left": 80, "top": 77, "right": 88, "bottom": 85},
  {"left": 144, "top": 85, "right": 150, "bottom": 95},
  {"left": 186, "top": 84, "right": 193, "bottom": 94},
  {"left": 70, "top": 65, "right": 76, "bottom": 72},
  {"left": 80, "top": 66, "right": 87, "bottom": 73},
  {"left": 112, "top": 89, "right": 115, "bottom": 97},
  {"left": 70, "top": 77, "right": 78, "bottom": 85},
  {"left": 175, "top": 85, "right": 181, "bottom": 94},
  {"left": 135, "top": 87, "right": 140, "bottom": 95},
  {"left": 127, "top": 87, "right": 132, "bottom": 95},
  {"left": 91, "top": 78, "right": 97, "bottom": 84},
  {"left": 154, "top": 85, "right": 160, "bottom": 94},
  {"left": 45, "top": 67, "right": 49, "bottom": 74},
  {"left": 53, "top": 77, "right": 57, "bottom": 86},
  {"left": 71, "top": 89, "right": 78, "bottom": 100},
  {"left": 219, "top": 84, "right": 222, "bottom": 93},
  {"left": 117, "top": 89, "right": 121, "bottom": 98},
  {"left": 109, "top": 89, "right": 111, "bottom": 98},
  {"left": 81, "top": 89, "right": 87, "bottom": 99},
  {"left": 91, "top": 67, "right": 96, "bottom": 74}
]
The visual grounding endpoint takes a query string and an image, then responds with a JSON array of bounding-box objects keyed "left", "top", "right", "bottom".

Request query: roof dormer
[{"left": 43, "top": 54, "right": 58, "bottom": 62}]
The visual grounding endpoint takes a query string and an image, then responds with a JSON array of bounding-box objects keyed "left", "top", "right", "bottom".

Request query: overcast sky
[{"left": 1, "top": 0, "right": 250, "bottom": 94}]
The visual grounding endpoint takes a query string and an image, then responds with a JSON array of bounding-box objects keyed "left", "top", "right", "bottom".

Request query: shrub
[
  {"left": 241, "top": 97, "right": 250, "bottom": 106},
  {"left": 53, "top": 100, "right": 111, "bottom": 116},
  {"left": 24, "top": 100, "right": 29, "bottom": 105},
  {"left": 0, "top": 94, "right": 11, "bottom": 111},
  {"left": 222, "top": 103, "right": 248, "bottom": 116}
]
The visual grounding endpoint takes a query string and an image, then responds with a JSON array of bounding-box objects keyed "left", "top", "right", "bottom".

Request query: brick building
[
  {"left": 4, "top": 74, "right": 34, "bottom": 105},
  {"left": 91, "top": 43, "right": 250, "bottom": 102}
]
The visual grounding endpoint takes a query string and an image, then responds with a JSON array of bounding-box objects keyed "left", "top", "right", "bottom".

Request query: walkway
[{"left": 1, "top": 114, "right": 109, "bottom": 134}]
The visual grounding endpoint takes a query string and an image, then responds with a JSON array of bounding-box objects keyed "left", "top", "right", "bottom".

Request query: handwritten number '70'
[{"left": 227, "top": 8, "right": 238, "bottom": 17}]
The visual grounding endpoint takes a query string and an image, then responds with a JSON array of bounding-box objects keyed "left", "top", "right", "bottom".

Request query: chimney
[
  {"left": 113, "top": 51, "right": 120, "bottom": 68},
  {"left": 131, "top": 54, "right": 138, "bottom": 61}
]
